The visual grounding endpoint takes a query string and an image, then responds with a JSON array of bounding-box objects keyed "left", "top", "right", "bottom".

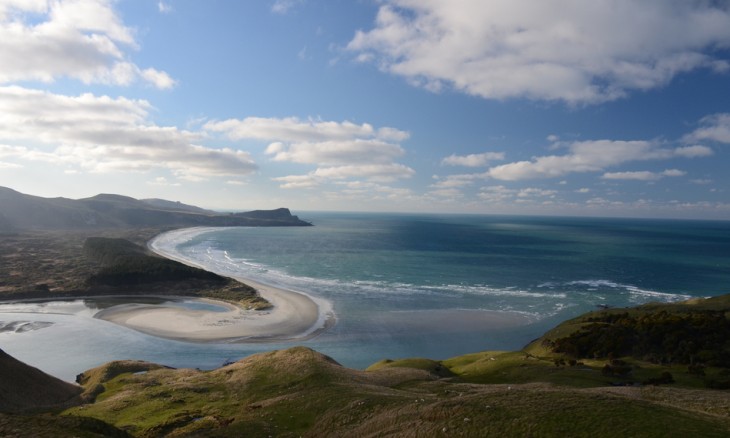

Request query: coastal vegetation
[
  {"left": 83, "top": 237, "right": 224, "bottom": 286},
  {"left": 2, "top": 295, "right": 730, "bottom": 436}
]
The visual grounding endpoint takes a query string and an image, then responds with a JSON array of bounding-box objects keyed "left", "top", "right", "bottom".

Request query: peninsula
[{"left": 0, "top": 186, "right": 325, "bottom": 342}]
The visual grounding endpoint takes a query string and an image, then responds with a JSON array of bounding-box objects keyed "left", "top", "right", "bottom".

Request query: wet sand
[{"left": 94, "top": 228, "right": 330, "bottom": 343}]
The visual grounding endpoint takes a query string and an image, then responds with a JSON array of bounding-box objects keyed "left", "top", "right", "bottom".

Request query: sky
[{"left": 1, "top": 0, "right": 729, "bottom": 219}]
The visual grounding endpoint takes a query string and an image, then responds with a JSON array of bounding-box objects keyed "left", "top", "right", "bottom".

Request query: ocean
[{"left": 1, "top": 213, "right": 729, "bottom": 381}]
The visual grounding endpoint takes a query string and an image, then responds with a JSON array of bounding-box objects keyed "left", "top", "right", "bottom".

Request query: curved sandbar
[{"left": 95, "top": 227, "right": 332, "bottom": 343}]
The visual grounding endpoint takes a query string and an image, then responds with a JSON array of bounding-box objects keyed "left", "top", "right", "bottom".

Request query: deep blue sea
[{"left": 1, "top": 213, "right": 729, "bottom": 381}]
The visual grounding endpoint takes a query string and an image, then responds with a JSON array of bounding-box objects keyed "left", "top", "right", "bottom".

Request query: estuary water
[{"left": 1, "top": 213, "right": 729, "bottom": 381}]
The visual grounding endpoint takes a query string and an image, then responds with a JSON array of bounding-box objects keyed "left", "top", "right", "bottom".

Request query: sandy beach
[{"left": 94, "top": 228, "right": 331, "bottom": 343}]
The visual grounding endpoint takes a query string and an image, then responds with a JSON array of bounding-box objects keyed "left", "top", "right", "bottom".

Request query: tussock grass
[{"left": 60, "top": 346, "right": 730, "bottom": 437}]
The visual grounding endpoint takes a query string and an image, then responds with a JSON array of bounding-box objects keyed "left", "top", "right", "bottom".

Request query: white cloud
[
  {"left": 477, "top": 185, "right": 556, "bottom": 203},
  {"left": 0, "top": 86, "right": 256, "bottom": 179},
  {"left": 206, "top": 117, "right": 407, "bottom": 143},
  {"left": 271, "top": 0, "right": 303, "bottom": 15},
  {"left": 487, "top": 140, "right": 666, "bottom": 180},
  {"left": 148, "top": 176, "right": 180, "bottom": 187},
  {"left": 662, "top": 169, "right": 686, "bottom": 177},
  {"left": 322, "top": 182, "right": 417, "bottom": 203},
  {"left": 0, "top": 0, "right": 175, "bottom": 88},
  {"left": 517, "top": 188, "right": 556, "bottom": 198},
  {"left": 140, "top": 68, "right": 176, "bottom": 90},
  {"left": 430, "top": 174, "right": 481, "bottom": 189},
  {"left": 0, "top": 161, "right": 22, "bottom": 169},
  {"left": 347, "top": 1, "right": 730, "bottom": 104},
  {"left": 313, "top": 163, "right": 415, "bottom": 182},
  {"left": 485, "top": 139, "right": 709, "bottom": 181},
  {"left": 206, "top": 116, "right": 414, "bottom": 184},
  {"left": 674, "top": 145, "right": 714, "bottom": 158},
  {"left": 158, "top": 1, "right": 172, "bottom": 13},
  {"left": 272, "top": 174, "right": 319, "bottom": 189},
  {"left": 601, "top": 169, "right": 686, "bottom": 181},
  {"left": 478, "top": 185, "right": 514, "bottom": 203},
  {"left": 685, "top": 113, "right": 730, "bottom": 144},
  {"left": 429, "top": 188, "right": 464, "bottom": 198},
  {"left": 268, "top": 139, "right": 404, "bottom": 166},
  {"left": 441, "top": 151, "right": 505, "bottom": 167}
]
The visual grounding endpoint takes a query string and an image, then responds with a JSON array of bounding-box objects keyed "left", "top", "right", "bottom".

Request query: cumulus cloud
[
  {"left": 674, "top": 145, "right": 714, "bottom": 158},
  {"left": 485, "top": 139, "right": 707, "bottom": 181},
  {"left": 347, "top": 1, "right": 730, "bottom": 104},
  {"left": 685, "top": 113, "right": 730, "bottom": 144},
  {"left": 602, "top": 169, "right": 686, "bottom": 181},
  {"left": 330, "top": 181, "right": 416, "bottom": 201},
  {"left": 0, "top": 0, "right": 175, "bottom": 88},
  {"left": 441, "top": 152, "right": 505, "bottom": 167},
  {"left": 429, "top": 188, "right": 464, "bottom": 198},
  {"left": 206, "top": 117, "right": 407, "bottom": 143},
  {"left": 0, "top": 86, "right": 256, "bottom": 179},
  {"left": 272, "top": 174, "right": 320, "bottom": 189},
  {"left": 267, "top": 140, "right": 404, "bottom": 165},
  {"left": 206, "top": 116, "right": 414, "bottom": 187},
  {"left": 487, "top": 140, "right": 666, "bottom": 180},
  {"left": 477, "top": 185, "right": 556, "bottom": 203},
  {"left": 313, "top": 163, "right": 415, "bottom": 181}
]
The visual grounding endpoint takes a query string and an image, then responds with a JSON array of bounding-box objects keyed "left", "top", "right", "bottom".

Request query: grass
[{"left": 57, "top": 346, "right": 730, "bottom": 437}]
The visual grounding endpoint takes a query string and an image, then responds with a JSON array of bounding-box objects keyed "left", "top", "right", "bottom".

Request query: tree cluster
[
  {"left": 83, "top": 237, "right": 224, "bottom": 286},
  {"left": 551, "top": 310, "right": 730, "bottom": 366}
]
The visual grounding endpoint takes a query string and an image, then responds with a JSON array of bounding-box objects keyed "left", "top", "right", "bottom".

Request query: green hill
[
  {"left": 4, "top": 296, "right": 730, "bottom": 436},
  {"left": 62, "top": 346, "right": 730, "bottom": 437}
]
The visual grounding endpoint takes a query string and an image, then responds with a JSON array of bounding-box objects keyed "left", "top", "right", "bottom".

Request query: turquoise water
[{"left": 1, "top": 213, "right": 728, "bottom": 381}]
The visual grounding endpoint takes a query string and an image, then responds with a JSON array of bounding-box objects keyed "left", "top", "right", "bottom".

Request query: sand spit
[{"left": 95, "top": 227, "right": 331, "bottom": 343}]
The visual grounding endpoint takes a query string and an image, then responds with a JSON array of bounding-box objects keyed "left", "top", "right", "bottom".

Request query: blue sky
[{"left": 1, "top": 0, "right": 729, "bottom": 219}]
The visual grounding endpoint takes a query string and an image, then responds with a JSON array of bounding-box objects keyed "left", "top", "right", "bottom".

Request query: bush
[
  {"left": 643, "top": 372, "right": 674, "bottom": 386},
  {"left": 552, "top": 310, "right": 730, "bottom": 366},
  {"left": 84, "top": 237, "right": 224, "bottom": 286}
]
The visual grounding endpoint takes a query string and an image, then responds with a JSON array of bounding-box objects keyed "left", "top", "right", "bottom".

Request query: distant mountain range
[{"left": 0, "top": 186, "right": 311, "bottom": 232}]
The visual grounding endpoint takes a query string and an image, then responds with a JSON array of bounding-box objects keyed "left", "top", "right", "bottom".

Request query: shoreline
[{"left": 93, "top": 227, "right": 334, "bottom": 343}]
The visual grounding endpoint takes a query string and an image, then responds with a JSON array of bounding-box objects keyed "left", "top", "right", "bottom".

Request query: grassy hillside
[
  {"left": 60, "top": 346, "right": 730, "bottom": 437},
  {"left": 3, "top": 295, "right": 730, "bottom": 436}
]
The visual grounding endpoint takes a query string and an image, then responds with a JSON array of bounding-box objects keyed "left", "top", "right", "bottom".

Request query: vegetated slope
[
  {"left": 62, "top": 346, "right": 730, "bottom": 437},
  {"left": 0, "top": 349, "right": 81, "bottom": 413},
  {"left": 140, "top": 198, "right": 215, "bottom": 215},
  {"left": 0, "top": 186, "right": 311, "bottom": 231},
  {"left": 80, "top": 237, "right": 269, "bottom": 308},
  {"left": 5, "top": 296, "right": 730, "bottom": 436},
  {"left": 83, "top": 237, "right": 224, "bottom": 286},
  {"left": 528, "top": 295, "right": 730, "bottom": 364}
]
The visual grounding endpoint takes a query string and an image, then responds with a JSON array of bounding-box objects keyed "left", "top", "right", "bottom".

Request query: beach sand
[{"left": 94, "top": 228, "right": 330, "bottom": 343}]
